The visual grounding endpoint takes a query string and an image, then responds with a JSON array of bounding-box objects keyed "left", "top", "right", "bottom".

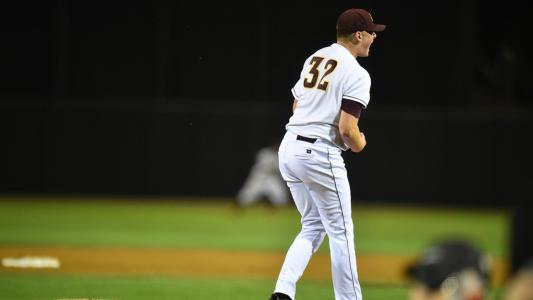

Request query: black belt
[{"left": 296, "top": 135, "right": 317, "bottom": 144}]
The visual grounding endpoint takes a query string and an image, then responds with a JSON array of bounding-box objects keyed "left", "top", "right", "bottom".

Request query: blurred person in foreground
[
  {"left": 405, "top": 240, "right": 492, "bottom": 300},
  {"left": 502, "top": 259, "right": 533, "bottom": 300}
]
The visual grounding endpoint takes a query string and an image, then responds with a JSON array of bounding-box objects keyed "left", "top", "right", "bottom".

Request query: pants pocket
[{"left": 294, "top": 148, "right": 313, "bottom": 160}]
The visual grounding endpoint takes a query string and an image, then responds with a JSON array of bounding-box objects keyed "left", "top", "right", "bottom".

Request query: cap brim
[
  {"left": 405, "top": 263, "right": 420, "bottom": 280},
  {"left": 406, "top": 264, "right": 437, "bottom": 288},
  {"left": 371, "top": 24, "right": 386, "bottom": 32}
]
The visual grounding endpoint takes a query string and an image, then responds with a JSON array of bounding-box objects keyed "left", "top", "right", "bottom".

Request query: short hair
[{"left": 336, "top": 32, "right": 355, "bottom": 41}]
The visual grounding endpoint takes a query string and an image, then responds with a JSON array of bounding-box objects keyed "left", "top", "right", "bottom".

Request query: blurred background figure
[
  {"left": 236, "top": 141, "right": 290, "bottom": 208},
  {"left": 405, "top": 239, "right": 492, "bottom": 300},
  {"left": 502, "top": 260, "right": 533, "bottom": 300}
]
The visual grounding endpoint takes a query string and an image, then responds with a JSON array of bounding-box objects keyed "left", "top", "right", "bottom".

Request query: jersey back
[{"left": 287, "top": 43, "right": 371, "bottom": 150}]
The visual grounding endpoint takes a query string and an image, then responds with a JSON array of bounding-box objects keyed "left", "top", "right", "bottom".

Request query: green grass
[
  {"left": 0, "top": 197, "right": 300, "bottom": 251},
  {"left": 0, "top": 273, "right": 409, "bottom": 300},
  {"left": 355, "top": 205, "right": 509, "bottom": 257},
  {"left": 0, "top": 197, "right": 510, "bottom": 300},
  {"left": 0, "top": 197, "right": 509, "bottom": 257}
]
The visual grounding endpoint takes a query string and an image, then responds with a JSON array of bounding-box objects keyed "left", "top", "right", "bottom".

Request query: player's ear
[{"left": 354, "top": 31, "right": 363, "bottom": 42}]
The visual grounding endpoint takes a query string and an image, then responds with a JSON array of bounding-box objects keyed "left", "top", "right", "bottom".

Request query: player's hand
[{"left": 352, "top": 132, "right": 366, "bottom": 153}]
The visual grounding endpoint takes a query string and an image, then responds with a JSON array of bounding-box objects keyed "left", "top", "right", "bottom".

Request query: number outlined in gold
[{"left": 303, "top": 56, "right": 338, "bottom": 91}]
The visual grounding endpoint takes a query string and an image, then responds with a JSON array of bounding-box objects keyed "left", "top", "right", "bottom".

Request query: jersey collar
[{"left": 332, "top": 43, "right": 358, "bottom": 62}]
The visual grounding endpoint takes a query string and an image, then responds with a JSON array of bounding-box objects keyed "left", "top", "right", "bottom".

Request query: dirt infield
[{"left": 0, "top": 246, "right": 508, "bottom": 286}]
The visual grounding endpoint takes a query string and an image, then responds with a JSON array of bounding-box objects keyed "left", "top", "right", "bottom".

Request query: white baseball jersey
[{"left": 287, "top": 43, "right": 371, "bottom": 150}]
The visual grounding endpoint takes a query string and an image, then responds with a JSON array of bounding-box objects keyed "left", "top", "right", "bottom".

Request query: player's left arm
[{"left": 292, "top": 99, "right": 298, "bottom": 112}]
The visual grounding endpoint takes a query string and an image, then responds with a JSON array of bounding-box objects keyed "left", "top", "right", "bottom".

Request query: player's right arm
[
  {"left": 339, "top": 109, "right": 366, "bottom": 153},
  {"left": 292, "top": 99, "right": 298, "bottom": 112}
]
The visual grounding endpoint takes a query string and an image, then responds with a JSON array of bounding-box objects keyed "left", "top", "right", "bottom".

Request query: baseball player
[
  {"left": 269, "top": 8, "right": 385, "bottom": 300},
  {"left": 236, "top": 142, "right": 290, "bottom": 207}
]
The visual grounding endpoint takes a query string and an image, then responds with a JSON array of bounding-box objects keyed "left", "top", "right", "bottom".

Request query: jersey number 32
[{"left": 303, "top": 56, "right": 338, "bottom": 91}]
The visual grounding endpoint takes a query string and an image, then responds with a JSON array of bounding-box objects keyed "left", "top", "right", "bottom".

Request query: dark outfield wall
[
  {"left": 2, "top": 1, "right": 532, "bottom": 205},
  {"left": 2, "top": 101, "right": 531, "bottom": 206}
]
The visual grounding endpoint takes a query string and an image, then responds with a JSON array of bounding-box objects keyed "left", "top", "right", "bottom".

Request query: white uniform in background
[
  {"left": 274, "top": 43, "right": 370, "bottom": 300},
  {"left": 237, "top": 146, "right": 290, "bottom": 207}
]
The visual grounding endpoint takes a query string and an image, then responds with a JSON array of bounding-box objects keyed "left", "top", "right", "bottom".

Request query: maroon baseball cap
[{"left": 336, "top": 8, "right": 386, "bottom": 35}]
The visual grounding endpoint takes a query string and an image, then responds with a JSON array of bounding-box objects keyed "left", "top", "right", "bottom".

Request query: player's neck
[{"left": 336, "top": 40, "right": 359, "bottom": 58}]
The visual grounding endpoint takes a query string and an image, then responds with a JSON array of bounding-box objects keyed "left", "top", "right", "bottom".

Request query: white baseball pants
[{"left": 274, "top": 131, "right": 362, "bottom": 300}]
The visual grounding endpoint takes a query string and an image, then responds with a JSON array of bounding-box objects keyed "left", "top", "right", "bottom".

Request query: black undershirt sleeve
[{"left": 341, "top": 99, "right": 364, "bottom": 118}]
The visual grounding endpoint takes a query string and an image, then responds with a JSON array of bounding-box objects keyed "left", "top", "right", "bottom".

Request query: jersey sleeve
[
  {"left": 291, "top": 57, "right": 312, "bottom": 101},
  {"left": 343, "top": 71, "right": 371, "bottom": 108},
  {"left": 291, "top": 77, "right": 305, "bottom": 101}
]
